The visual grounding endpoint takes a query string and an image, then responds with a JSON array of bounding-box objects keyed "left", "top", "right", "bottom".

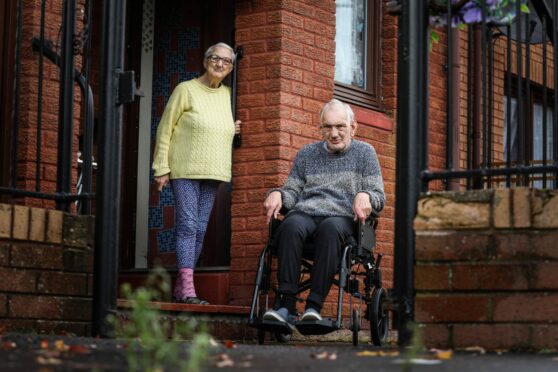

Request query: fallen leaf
[
  {"left": 68, "top": 345, "right": 90, "bottom": 354},
  {"left": 393, "top": 358, "right": 442, "bottom": 365},
  {"left": 2, "top": 341, "right": 16, "bottom": 350},
  {"left": 36, "top": 355, "right": 62, "bottom": 365},
  {"left": 495, "top": 349, "right": 508, "bottom": 356},
  {"left": 430, "top": 348, "right": 453, "bottom": 360},
  {"left": 224, "top": 339, "right": 236, "bottom": 349},
  {"left": 39, "top": 340, "right": 49, "bottom": 349},
  {"left": 54, "top": 340, "right": 69, "bottom": 352},
  {"left": 215, "top": 353, "right": 234, "bottom": 368},
  {"left": 379, "top": 350, "right": 400, "bottom": 357},
  {"left": 311, "top": 351, "right": 329, "bottom": 359},
  {"left": 464, "top": 346, "right": 486, "bottom": 355},
  {"left": 356, "top": 350, "right": 379, "bottom": 357},
  {"left": 237, "top": 361, "right": 253, "bottom": 368},
  {"left": 209, "top": 337, "right": 219, "bottom": 347},
  {"left": 310, "top": 351, "right": 337, "bottom": 360}
]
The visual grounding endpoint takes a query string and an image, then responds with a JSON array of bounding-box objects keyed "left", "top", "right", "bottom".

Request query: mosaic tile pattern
[
  {"left": 159, "top": 186, "right": 175, "bottom": 206},
  {"left": 149, "top": 206, "right": 163, "bottom": 229},
  {"left": 157, "top": 228, "right": 176, "bottom": 253}
]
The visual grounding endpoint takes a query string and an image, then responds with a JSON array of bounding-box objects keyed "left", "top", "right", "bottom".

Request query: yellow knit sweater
[{"left": 152, "top": 79, "right": 235, "bottom": 182}]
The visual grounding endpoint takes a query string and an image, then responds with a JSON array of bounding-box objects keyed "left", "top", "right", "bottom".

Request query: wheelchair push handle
[{"left": 375, "top": 253, "right": 383, "bottom": 270}]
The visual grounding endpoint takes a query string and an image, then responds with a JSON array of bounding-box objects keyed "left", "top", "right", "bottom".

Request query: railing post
[
  {"left": 393, "top": 0, "right": 429, "bottom": 346},
  {"left": 92, "top": 0, "right": 127, "bottom": 337},
  {"left": 56, "top": 0, "right": 76, "bottom": 211}
]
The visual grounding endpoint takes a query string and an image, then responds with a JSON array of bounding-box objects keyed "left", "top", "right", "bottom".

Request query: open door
[{"left": 119, "top": 0, "right": 236, "bottom": 303}]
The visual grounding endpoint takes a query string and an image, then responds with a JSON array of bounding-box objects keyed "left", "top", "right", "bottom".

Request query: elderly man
[{"left": 262, "top": 99, "right": 385, "bottom": 324}]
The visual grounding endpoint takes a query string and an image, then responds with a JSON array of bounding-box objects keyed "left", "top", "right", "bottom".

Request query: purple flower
[
  {"left": 461, "top": 6, "right": 482, "bottom": 23},
  {"left": 430, "top": 0, "right": 523, "bottom": 28}
]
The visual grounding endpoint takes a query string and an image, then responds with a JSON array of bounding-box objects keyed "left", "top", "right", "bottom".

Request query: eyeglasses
[
  {"left": 207, "top": 55, "right": 233, "bottom": 66},
  {"left": 321, "top": 123, "right": 349, "bottom": 132}
]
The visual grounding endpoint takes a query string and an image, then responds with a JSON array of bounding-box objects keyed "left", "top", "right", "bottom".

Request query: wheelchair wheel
[
  {"left": 369, "top": 287, "right": 389, "bottom": 346},
  {"left": 274, "top": 332, "right": 292, "bottom": 343},
  {"left": 352, "top": 309, "right": 360, "bottom": 346}
]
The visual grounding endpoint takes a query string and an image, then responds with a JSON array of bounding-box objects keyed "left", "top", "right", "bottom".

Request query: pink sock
[{"left": 179, "top": 268, "right": 197, "bottom": 298}]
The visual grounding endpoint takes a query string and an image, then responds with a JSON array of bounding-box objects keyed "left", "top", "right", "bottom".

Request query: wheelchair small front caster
[
  {"left": 275, "top": 332, "right": 292, "bottom": 343},
  {"left": 351, "top": 309, "right": 360, "bottom": 346}
]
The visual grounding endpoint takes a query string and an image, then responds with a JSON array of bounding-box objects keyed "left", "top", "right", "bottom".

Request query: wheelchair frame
[{"left": 247, "top": 214, "right": 389, "bottom": 346}]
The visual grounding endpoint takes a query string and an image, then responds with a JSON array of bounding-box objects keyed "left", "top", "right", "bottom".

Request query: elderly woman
[{"left": 152, "top": 42, "right": 241, "bottom": 305}]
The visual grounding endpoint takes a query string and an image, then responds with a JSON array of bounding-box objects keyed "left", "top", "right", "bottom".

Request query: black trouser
[{"left": 275, "top": 211, "right": 353, "bottom": 314}]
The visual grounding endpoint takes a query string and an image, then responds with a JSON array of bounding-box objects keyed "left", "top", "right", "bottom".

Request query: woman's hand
[
  {"left": 154, "top": 174, "right": 170, "bottom": 192},
  {"left": 234, "top": 120, "right": 241, "bottom": 134}
]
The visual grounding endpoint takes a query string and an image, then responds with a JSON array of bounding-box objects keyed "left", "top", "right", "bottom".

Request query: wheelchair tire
[
  {"left": 370, "top": 287, "right": 389, "bottom": 346},
  {"left": 352, "top": 309, "right": 360, "bottom": 346},
  {"left": 274, "top": 332, "right": 292, "bottom": 343}
]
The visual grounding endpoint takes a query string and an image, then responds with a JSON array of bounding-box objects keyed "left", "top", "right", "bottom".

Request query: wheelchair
[{"left": 247, "top": 210, "right": 389, "bottom": 346}]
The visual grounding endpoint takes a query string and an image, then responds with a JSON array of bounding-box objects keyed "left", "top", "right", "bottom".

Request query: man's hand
[
  {"left": 353, "top": 192, "right": 372, "bottom": 224},
  {"left": 263, "top": 191, "right": 282, "bottom": 223},
  {"left": 154, "top": 174, "right": 170, "bottom": 192}
]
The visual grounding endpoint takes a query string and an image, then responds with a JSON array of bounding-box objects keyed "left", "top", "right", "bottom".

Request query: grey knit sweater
[{"left": 274, "top": 140, "right": 385, "bottom": 218}]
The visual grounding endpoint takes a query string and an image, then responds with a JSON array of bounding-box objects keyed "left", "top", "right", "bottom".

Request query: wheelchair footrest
[
  {"left": 248, "top": 318, "right": 294, "bottom": 335},
  {"left": 295, "top": 319, "right": 340, "bottom": 335}
]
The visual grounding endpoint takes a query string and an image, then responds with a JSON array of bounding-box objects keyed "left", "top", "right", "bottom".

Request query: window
[
  {"left": 503, "top": 91, "right": 555, "bottom": 188},
  {"left": 334, "top": 0, "right": 382, "bottom": 110}
]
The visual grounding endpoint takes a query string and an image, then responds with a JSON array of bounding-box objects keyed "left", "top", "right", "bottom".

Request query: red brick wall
[
  {"left": 415, "top": 189, "right": 558, "bottom": 351},
  {"left": 0, "top": 203, "right": 94, "bottom": 335},
  {"left": 230, "top": 0, "right": 398, "bottom": 315}
]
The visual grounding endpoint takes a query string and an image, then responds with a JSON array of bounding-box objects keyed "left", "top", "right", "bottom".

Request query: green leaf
[{"left": 520, "top": 4, "right": 530, "bottom": 13}]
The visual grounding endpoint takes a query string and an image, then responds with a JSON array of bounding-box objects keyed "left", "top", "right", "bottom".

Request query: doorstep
[
  {"left": 116, "top": 299, "right": 254, "bottom": 341},
  {"left": 117, "top": 299, "right": 250, "bottom": 315}
]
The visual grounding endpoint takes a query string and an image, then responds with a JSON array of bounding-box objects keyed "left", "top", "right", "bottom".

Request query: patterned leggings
[{"left": 172, "top": 179, "right": 219, "bottom": 269}]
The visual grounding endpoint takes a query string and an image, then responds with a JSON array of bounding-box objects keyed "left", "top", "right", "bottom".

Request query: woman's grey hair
[
  {"left": 204, "top": 42, "right": 236, "bottom": 63},
  {"left": 320, "top": 99, "right": 355, "bottom": 123}
]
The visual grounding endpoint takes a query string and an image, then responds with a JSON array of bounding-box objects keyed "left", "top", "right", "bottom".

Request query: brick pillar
[
  {"left": 230, "top": 0, "right": 336, "bottom": 306},
  {"left": 0, "top": 203, "right": 94, "bottom": 335}
]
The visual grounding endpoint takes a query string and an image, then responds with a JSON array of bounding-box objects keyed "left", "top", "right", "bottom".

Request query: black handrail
[{"left": 30, "top": 37, "right": 96, "bottom": 212}]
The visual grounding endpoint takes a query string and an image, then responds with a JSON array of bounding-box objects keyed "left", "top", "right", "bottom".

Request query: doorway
[{"left": 120, "top": 0, "right": 236, "bottom": 275}]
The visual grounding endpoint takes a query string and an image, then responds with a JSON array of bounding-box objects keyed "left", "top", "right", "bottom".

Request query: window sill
[{"left": 352, "top": 105, "right": 394, "bottom": 132}]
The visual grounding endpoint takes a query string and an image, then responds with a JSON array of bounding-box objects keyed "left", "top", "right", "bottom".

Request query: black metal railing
[
  {"left": 0, "top": 0, "right": 95, "bottom": 214},
  {"left": 393, "top": 0, "right": 558, "bottom": 346},
  {"left": 420, "top": 0, "right": 558, "bottom": 191}
]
